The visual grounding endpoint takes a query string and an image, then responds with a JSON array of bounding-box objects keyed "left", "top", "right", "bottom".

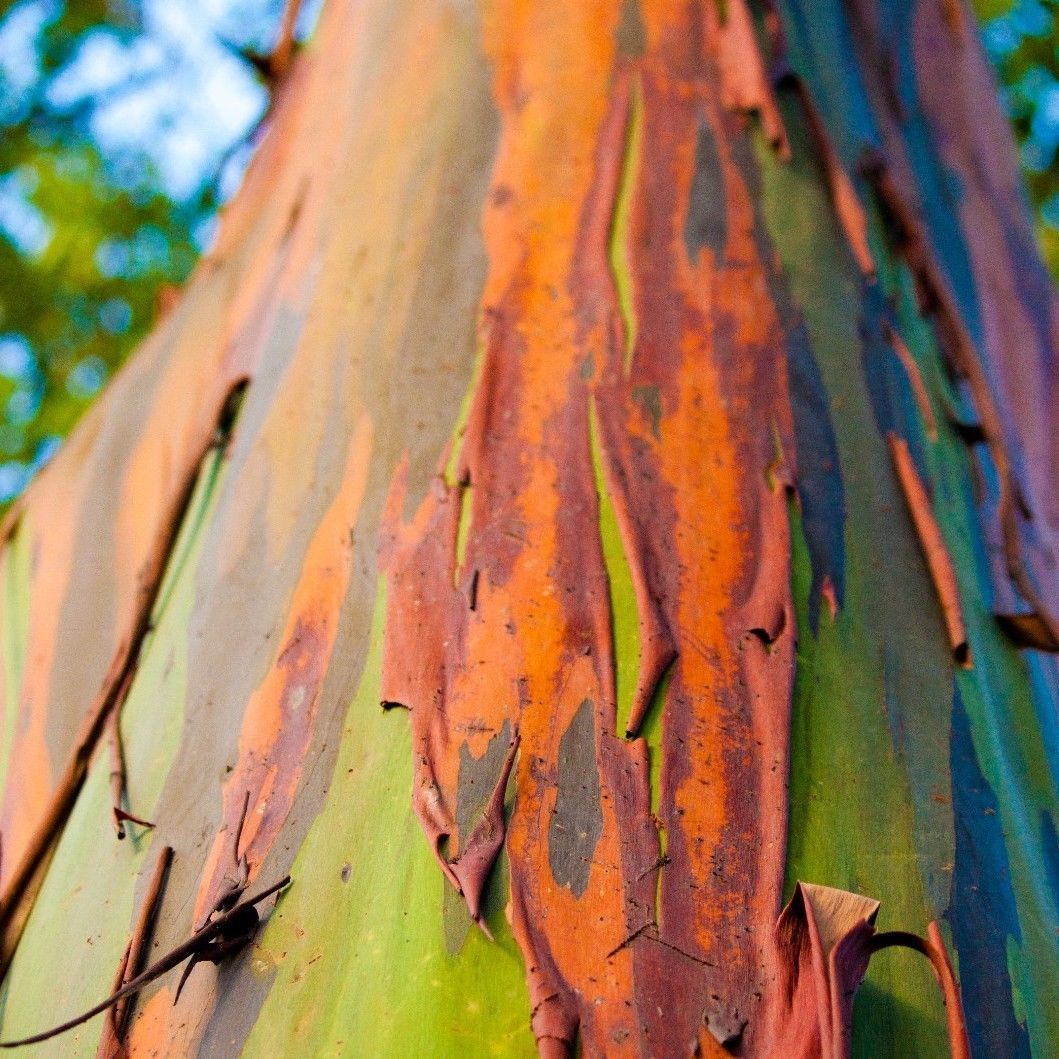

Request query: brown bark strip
[
  {"left": 885, "top": 322, "right": 938, "bottom": 441},
  {"left": 0, "top": 379, "right": 249, "bottom": 978},
  {"left": 864, "top": 158, "right": 1059, "bottom": 652},
  {"left": 712, "top": 0, "right": 791, "bottom": 159},
  {"left": 96, "top": 845, "right": 173, "bottom": 1059},
  {"left": 887, "top": 433, "right": 970, "bottom": 666}
]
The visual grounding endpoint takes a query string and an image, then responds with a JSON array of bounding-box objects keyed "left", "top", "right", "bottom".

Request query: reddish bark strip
[
  {"left": 379, "top": 1, "right": 798, "bottom": 1053},
  {"left": 886, "top": 323, "right": 938, "bottom": 441},
  {"left": 96, "top": 845, "right": 173, "bottom": 1059},
  {"left": 713, "top": 0, "right": 791, "bottom": 160},
  {"left": 887, "top": 434, "right": 970, "bottom": 666},
  {"left": 794, "top": 81, "right": 877, "bottom": 279},
  {"left": 194, "top": 417, "right": 372, "bottom": 924},
  {"left": 869, "top": 923, "right": 971, "bottom": 1059}
]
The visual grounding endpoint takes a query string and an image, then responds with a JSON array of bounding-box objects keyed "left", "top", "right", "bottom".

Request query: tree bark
[{"left": 0, "top": 0, "right": 1055, "bottom": 1055}]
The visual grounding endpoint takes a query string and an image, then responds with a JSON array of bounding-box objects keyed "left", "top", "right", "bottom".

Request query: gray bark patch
[
  {"left": 548, "top": 699, "right": 602, "bottom": 898},
  {"left": 444, "top": 720, "right": 513, "bottom": 954},
  {"left": 684, "top": 119, "right": 727, "bottom": 262}
]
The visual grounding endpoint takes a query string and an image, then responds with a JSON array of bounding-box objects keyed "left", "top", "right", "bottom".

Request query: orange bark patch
[
  {"left": 379, "top": 1, "right": 799, "bottom": 1053},
  {"left": 195, "top": 415, "right": 372, "bottom": 923}
]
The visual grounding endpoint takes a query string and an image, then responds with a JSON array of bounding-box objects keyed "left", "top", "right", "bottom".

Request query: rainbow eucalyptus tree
[{"left": 0, "top": 0, "right": 1054, "bottom": 1055}]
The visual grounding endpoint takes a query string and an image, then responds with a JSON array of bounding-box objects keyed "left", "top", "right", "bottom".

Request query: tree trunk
[{"left": 0, "top": 0, "right": 1055, "bottom": 1055}]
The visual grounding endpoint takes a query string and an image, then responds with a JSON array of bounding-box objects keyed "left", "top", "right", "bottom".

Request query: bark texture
[{"left": 0, "top": 0, "right": 1055, "bottom": 1055}]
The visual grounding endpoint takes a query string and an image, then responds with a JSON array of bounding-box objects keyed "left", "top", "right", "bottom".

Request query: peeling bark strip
[
  {"left": 863, "top": 158, "right": 1059, "bottom": 652},
  {"left": 96, "top": 845, "right": 173, "bottom": 1059},
  {"left": 0, "top": 380, "right": 249, "bottom": 975},
  {"left": 380, "top": 1, "right": 798, "bottom": 1052},
  {"left": 713, "top": 0, "right": 790, "bottom": 159},
  {"left": 885, "top": 323, "right": 938, "bottom": 441},
  {"left": 793, "top": 81, "right": 876, "bottom": 279},
  {"left": 887, "top": 434, "right": 970, "bottom": 666}
]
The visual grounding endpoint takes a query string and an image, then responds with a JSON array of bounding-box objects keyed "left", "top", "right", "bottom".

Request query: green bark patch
[
  {"left": 243, "top": 580, "right": 534, "bottom": 1058},
  {"left": 609, "top": 76, "right": 642, "bottom": 376}
]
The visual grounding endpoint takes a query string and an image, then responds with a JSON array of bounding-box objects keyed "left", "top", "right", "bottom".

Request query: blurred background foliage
[
  {"left": 978, "top": 0, "right": 1059, "bottom": 270},
  {"left": 0, "top": 0, "right": 1051, "bottom": 505},
  {"left": 0, "top": 0, "right": 318, "bottom": 503}
]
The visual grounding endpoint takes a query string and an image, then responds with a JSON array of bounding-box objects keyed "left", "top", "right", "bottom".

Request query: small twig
[
  {"left": 0, "top": 876, "right": 290, "bottom": 1049},
  {"left": 269, "top": 0, "right": 304, "bottom": 79},
  {"left": 106, "top": 681, "right": 155, "bottom": 840}
]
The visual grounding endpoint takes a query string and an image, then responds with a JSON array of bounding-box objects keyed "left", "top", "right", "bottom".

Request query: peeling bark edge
[{"left": 0, "top": 379, "right": 250, "bottom": 978}]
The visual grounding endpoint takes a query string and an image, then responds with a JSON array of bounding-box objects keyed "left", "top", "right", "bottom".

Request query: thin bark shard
[{"left": 887, "top": 433, "right": 970, "bottom": 666}]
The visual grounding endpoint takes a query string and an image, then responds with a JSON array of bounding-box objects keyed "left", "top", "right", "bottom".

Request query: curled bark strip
[
  {"left": 769, "top": 882, "right": 880, "bottom": 1059},
  {"left": 870, "top": 923, "right": 971, "bottom": 1059},
  {"left": 795, "top": 82, "right": 876, "bottom": 278},
  {"left": 885, "top": 323, "right": 938, "bottom": 441},
  {"left": 864, "top": 158, "right": 1059, "bottom": 653},
  {"left": 96, "top": 845, "right": 174, "bottom": 1059},
  {"left": 767, "top": 883, "right": 970, "bottom": 1059},
  {"left": 0, "top": 876, "right": 289, "bottom": 1049},
  {"left": 508, "top": 888, "right": 579, "bottom": 1059},
  {"left": 887, "top": 433, "right": 971, "bottom": 667},
  {"left": 450, "top": 730, "right": 520, "bottom": 935},
  {"left": 592, "top": 402, "right": 678, "bottom": 739}
]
